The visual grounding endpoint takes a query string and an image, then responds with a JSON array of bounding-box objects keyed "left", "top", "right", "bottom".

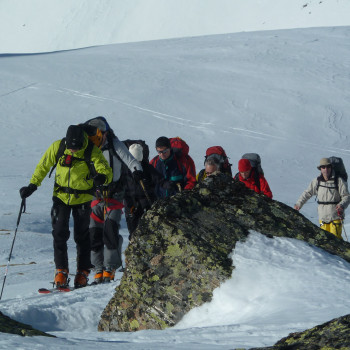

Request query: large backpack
[
  {"left": 329, "top": 156, "right": 348, "bottom": 183},
  {"left": 123, "top": 139, "right": 150, "bottom": 163},
  {"left": 204, "top": 146, "right": 232, "bottom": 175},
  {"left": 48, "top": 138, "right": 95, "bottom": 178},
  {"left": 234, "top": 153, "right": 263, "bottom": 191},
  {"left": 169, "top": 137, "right": 189, "bottom": 158}
]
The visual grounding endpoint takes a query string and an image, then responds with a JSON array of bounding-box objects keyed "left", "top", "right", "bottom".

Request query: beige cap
[
  {"left": 129, "top": 143, "right": 143, "bottom": 162},
  {"left": 317, "top": 158, "right": 331, "bottom": 170}
]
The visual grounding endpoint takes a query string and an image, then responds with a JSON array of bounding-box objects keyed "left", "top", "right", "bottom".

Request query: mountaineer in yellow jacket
[{"left": 19, "top": 125, "right": 113, "bottom": 288}]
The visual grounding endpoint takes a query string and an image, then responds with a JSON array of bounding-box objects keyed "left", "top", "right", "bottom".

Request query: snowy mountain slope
[
  {"left": 1, "top": 0, "right": 350, "bottom": 53},
  {"left": 1, "top": 25, "right": 350, "bottom": 349}
]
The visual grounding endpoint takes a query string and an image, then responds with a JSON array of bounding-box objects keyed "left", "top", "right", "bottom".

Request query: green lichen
[
  {"left": 150, "top": 275, "right": 160, "bottom": 282},
  {"left": 130, "top": 319, "right": 140, "bottom": 330},
  {"left": 165, "top": 302, "right": 174, "bottom": 314},
  {"left": 165, "top": 243, "right": 182, "bottom": 257},
  {"left": 199, "top": 188, "right": 211, "bottom": 196}
]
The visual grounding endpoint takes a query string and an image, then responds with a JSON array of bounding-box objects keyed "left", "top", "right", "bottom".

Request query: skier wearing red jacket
[{"left": 237, "top": 158, "right": 273, "bottom": 199}]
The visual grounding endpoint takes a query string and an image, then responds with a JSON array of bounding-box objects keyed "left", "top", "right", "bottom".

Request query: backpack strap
[
  {"left": 49, "top": 138, "right": 66, "bottom": 178},
  {"left": 49, "top": 138, "right": 96, "bottom": 179},
  {"left": 54, "top": 183, "right": 96, "bottom": 198},
  {"left": 83, "top": 140, "right": 96, "bottom": 179},
  {"left": 316, "top": 175, "right": 340, "bottom": 204}
]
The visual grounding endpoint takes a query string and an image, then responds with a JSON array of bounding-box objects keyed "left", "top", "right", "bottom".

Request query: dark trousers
[{"left": 51, "top": 198, "right": 92, "bottom": 271}]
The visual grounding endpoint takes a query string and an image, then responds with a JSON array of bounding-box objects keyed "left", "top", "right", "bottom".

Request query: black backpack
[
  {"left": 234, "top": 153, "right": 263, "bottom": 191},
  {"left": 48, "top": 138, "right": 95, "bottom": 178}
]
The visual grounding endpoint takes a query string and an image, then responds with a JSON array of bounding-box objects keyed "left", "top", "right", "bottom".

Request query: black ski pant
[{"left": 51, "top": 197, "right": 92, "bottom": 271}]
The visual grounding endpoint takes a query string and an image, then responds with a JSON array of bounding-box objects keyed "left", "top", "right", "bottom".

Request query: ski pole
[
  {"left": 339, "top": 217, "right": 348, "bottom": 242},
  {"left": 343, "top": 222, "right": 349, "bottom": 242},
  {"left": 0, "top": 198, "right": 26, "bottom": 300},
  {"left": 133, "top": 167, "right": 152, "bottom": 207},
  {"left": 337, "top": 208, "right": 348, "bottom": 241}
]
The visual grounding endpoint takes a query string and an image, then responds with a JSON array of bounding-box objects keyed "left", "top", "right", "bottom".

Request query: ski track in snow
[{"left": 44, "top": 84, "right": 350, "bottom": 156}]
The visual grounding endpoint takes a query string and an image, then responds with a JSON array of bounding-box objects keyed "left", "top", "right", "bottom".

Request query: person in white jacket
[
  {"left": 84, "top": 117, "right": 143, "bottom": 283},
  {"left": 294, "top": 157, "right": 350, "bottom": 239}
]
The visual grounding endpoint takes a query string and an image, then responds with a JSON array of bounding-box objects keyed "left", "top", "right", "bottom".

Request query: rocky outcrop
[
  {"left": 98, "top": 174, "right": 350, "bottom": 332},
  {"left": 0, "top": 311, "right": 54, "bottom": 337},
  {"left": 251, "top": 313, "right": 350, "bottom": 349}
]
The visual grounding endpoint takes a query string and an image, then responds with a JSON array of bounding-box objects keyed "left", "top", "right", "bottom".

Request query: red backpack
[
  {"left": 169, "top": 137, "right": 189, "bottom": 158},
  {"left": 205, "top": 146, "right": 232, "bottom": 175}
]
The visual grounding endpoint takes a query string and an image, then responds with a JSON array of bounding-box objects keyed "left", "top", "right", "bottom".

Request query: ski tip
[{"left": 38, "top": 288, "right": 51, "bottom": 294}]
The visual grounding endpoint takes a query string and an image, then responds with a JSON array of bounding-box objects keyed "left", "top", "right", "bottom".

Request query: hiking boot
[
  {"left": 74, "top": 269, "right": 90, "bottom": 288},
  {"left": 91, "top": 271, "right": 103, "bottom": 285},
  {"left": 103, "top": 270, "right": 115, "bottom": 283},
  {"left": 54, "top": 268, "right": 69, "bottom": 288}
]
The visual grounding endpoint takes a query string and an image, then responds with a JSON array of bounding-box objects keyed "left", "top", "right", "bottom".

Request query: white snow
[
  {"left": 1, "top": 0, "right": 350, "bottom": 53},
  {"left": 1, "top": 2, "right": 350, "bottom": 349}
]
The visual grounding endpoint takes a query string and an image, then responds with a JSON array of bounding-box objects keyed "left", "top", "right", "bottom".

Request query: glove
[
  {"left": 19, "top": 184, "right": 37, "bottom": 199},
  {"left": 162, "top": 180, "right": 177, "bottom": 192},
  {"left": 133, "top": 170, "right": 144, "bottom": 182},
  {"left": 93, "top": 173, "right": 106, "bottom": 187},
  {"left": 336, "top": 205, "right": 344, "bottom": 219}
]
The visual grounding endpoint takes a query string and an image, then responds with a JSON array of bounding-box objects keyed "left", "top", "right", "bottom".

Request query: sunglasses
[
  {"left": 320, "top": 165, "right": 331, "bottom": 169},
  {"left": 157, "top": 148, "right": 169, "bottom": 155}
]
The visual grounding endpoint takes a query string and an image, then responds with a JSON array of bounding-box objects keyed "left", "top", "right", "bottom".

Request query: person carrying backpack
[
  {"left": 235, "top": 158, "right": 273, "bottom": 199},
  {"left": 197, "top": 146, "right": 232, "bottom": 183},
  {"left": 294, "top": 157, "right": 350, "bottom": 239},
  {"left": 150, "top": 136, "right": 196, "bottom": 198},
  {"left": 123, "top": 142, "right": 161, "bottom": 240},
  {"left": 84, "top": 117, "right": 144, "bottom": 284},
  {"left": 197, "top": 157, "right": 222, "bottom": 183},
  {"left": 19, "top": 125, "right": 113, "bottom": 288}
]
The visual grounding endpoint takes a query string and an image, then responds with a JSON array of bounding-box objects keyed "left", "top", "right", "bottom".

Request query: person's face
[
  {"left": 240, "top": 170, "right": 251, "bottom": 180},
  {"left": 320, "top": 164, "right": 332, "bottom": 179},
  {"left": 69, "top": 149, "right": 79, "bottom": 153},
  {"left": 156, "top": 146, "right": 170, "bottom": 160},
  {"left": 205, "top": 164, "right": 217, "bottom": 176}
]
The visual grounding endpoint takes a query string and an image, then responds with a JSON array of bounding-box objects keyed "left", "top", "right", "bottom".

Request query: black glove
[
  {"left": 133, "top": 170, "right": 144, "bottom": 182},
  {"left": 162, "top": 180, "right": 177, "bottom": 192},
  {"left": 93, "top": 173, "right": 106, "bottom": 187},
  {"left": 19, "top": 184, "right": 37, "bottom": 199}
]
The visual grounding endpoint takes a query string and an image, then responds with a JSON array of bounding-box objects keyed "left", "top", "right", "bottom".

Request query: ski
[{"left": 38, "top": 286, "right": 73, "bottom": 294}]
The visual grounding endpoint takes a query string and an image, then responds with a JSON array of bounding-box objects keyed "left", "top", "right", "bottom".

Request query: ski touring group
[{"left": 17, "top": 116, "right": 350, "bottom": 290}]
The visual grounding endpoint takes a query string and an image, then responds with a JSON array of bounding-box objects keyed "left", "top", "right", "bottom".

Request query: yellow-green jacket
[{"left": 30, "top": 134, "right": 113, "bottom": 205}]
